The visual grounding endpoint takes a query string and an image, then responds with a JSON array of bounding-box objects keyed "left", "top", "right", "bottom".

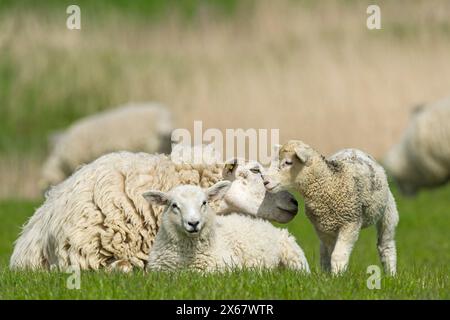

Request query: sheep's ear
[
  {"left": 142, "top": 190, "right": 171, "bottom": 206},
  {"left": 222, "top": 158, "right": 239, "bottom": 177},
  {"left": 294, "top": 147, "right": 310, "bottom": 164},
  {"left": 206, "top": 181, "right": 231, "bottom": 201}
]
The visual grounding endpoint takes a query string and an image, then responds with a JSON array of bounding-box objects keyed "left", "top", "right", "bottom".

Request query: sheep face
[
  {"left": 222, "top": 159, "right": 298, "bottom": 223},
  {"left": 143, "top": 182, "right": 231, "bottom": 237},
  {"left": 263, "top": 140, "right": 315, "bottom": 193}
]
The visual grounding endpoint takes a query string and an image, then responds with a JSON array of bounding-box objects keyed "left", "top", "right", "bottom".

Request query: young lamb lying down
[
  {"left": 264, "top": 141, "right": 399, "bottom": 275},
  {"left": 144, "top": 182, "right": 310, "bottom": 273}
]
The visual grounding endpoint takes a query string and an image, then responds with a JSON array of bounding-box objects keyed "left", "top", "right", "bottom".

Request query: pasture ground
[{"left": 0, "top": 185, "right": 448, "bottom": 299}]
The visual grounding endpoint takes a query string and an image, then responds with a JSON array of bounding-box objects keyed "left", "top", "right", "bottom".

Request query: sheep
[
  {"left": 10, "top": 146, "right": 299, "bottom": 271},
  {"left": 383, "top": 97, "right": 450, "bottom": 196},
  {"left": 144, "top": 182, "right": 310, "bottom": 273},
  {"left": 40, "top": 102, "right": 174, "bottom": 190},
  {"left": 263, "top": 140, "right": 399, "bottom": 275}
]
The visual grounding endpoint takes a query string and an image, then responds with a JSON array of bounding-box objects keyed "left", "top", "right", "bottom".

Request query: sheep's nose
[
  {"left": 188, "top": 221, "right": 200, "bottom": 228},
  {"left": 263, "top": 181, "right": 270, "bottom": 186},
  {"left": 290, "top": 198, "right": 298, "bottom": 207}
]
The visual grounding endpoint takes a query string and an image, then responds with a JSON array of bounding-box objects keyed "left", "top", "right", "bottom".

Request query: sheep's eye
[
  {"left": 250, "top": 167, "right": 261, "bottom": 174},
  {"left": 171, "top": 203, "right": 179, "bottom": 211},
  {"left": 202, "top": 200, "right": 207, "bottom": 207},
  {"left": 285, "top": 160, "right": 293, "bottom": 166}
]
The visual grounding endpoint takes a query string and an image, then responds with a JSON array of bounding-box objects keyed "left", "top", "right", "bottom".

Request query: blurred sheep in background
[
  {"left": 383, "top": 97, "right": 450, "bottom": 196},
  {"left": 40, "top": 102, "right": 174, "bottom": 190}
]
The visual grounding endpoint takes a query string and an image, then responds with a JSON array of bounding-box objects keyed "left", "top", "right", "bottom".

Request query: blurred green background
[
  {"left": 2, "top": 0, "right": 450, "bottom": 164},
  {"left": 0, "top": 0, "right": 242, "bottom": 155}
]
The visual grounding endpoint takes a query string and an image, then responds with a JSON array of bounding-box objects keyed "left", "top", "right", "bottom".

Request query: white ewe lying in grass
[
  {"left": 144, "top": 182, "right": 310, "bottom": 273},
  {"left": 264, "top": 141, "right": 399, "bottom": 275},
  {"left": 11, "top": 146, "right": 299, "bottom": 271}
]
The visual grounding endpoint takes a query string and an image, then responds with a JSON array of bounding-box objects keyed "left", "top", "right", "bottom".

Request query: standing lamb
[
  {"left": 383, "top": 97, "right": 450, "bottom": 195},
  {"left": 40, "top": 102, "right": 174, "bottom": 190},
  {"left": 263, "top": 141, "right": 399, "bottom": 275},
  {"left": 144, "top": 182, "right": 310, "bottom": 273},
  {"left": 10, "top": 147, "right": 299, "bottom": 271}
]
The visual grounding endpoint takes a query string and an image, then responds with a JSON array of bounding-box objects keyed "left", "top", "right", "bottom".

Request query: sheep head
[
  {"left": 221, "top": 157, "right": 298, "bottom": 223},
  {"left": 263, "top": 140, "right": 318, "bottom": 195},
  {"left": 143, "top": 182, "right": 231, "bottom": 238}
]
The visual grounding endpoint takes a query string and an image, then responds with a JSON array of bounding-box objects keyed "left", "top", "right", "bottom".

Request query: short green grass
[{"left": 0, "top": 185, "right": 448, "bottom": 299}]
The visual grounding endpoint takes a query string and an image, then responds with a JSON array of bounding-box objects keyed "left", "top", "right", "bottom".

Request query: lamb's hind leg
[
  {"left": 331, "top": 221, "right": 361, "bottom": 275},
  {"left": 376, "top": 192, "right": 399, "bottom": 276}
]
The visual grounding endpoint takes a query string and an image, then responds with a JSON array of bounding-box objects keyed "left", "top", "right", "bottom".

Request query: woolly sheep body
[
  {"left": 146, "top": 186, "right": 310, "bottom": 273},
  {"left": 384, "top": 97, "right": 450, "bottom": 195},
  {"left": 40, "top": 103, "right": 173, "bottom": 190},
  {"left": 264, "top": 141, "right": 399, "bottom": 275},
  {"left": 11, "top": 148, "right": 299, "bottom": 271},
  {"left": 11, "top": 152, "right": 222, "bottom": 271}
]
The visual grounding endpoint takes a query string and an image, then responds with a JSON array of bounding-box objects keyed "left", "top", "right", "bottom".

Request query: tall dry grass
[{"left": 1, "top": 0, "right": 450, "bottom": 198}]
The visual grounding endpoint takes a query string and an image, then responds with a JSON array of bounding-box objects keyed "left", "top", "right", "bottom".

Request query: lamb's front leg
[{"left": 331, "top": 221, "right": 361, "bottom": 275}]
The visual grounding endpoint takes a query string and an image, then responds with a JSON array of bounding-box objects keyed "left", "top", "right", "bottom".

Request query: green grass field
[
  {"left": 0, "top": 0, "right": 449, "bottom": 300},
  {"left": 0, "top": 185, "right": 448, "bottom": 300}
]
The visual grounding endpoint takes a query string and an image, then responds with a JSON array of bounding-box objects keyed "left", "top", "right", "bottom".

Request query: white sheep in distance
[
  {"left": 144, "top": 182, "right": 310, "bottom": 273},
  {"left": 383, "top": 97, "right": 450, "bottom": 196},
  {"left": 40, "top": 102, "right": 174, "bottom": 190},
  {"left": 264, "top": 141, "right": 399, "bottom": 275},
  {"left": 10, "top": 147, "right": 299, "bottom": 271}
]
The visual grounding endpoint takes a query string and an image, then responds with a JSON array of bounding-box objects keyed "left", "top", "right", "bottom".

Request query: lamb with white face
[
  {"left": 145, "top": 183, "right": 228, "bottom": 238},
  {"left": 220, "top": 158, "right": 299, "bottom": 223},
  {"left": 143, "top": 182, "right": 310, "bottom": 273}
]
